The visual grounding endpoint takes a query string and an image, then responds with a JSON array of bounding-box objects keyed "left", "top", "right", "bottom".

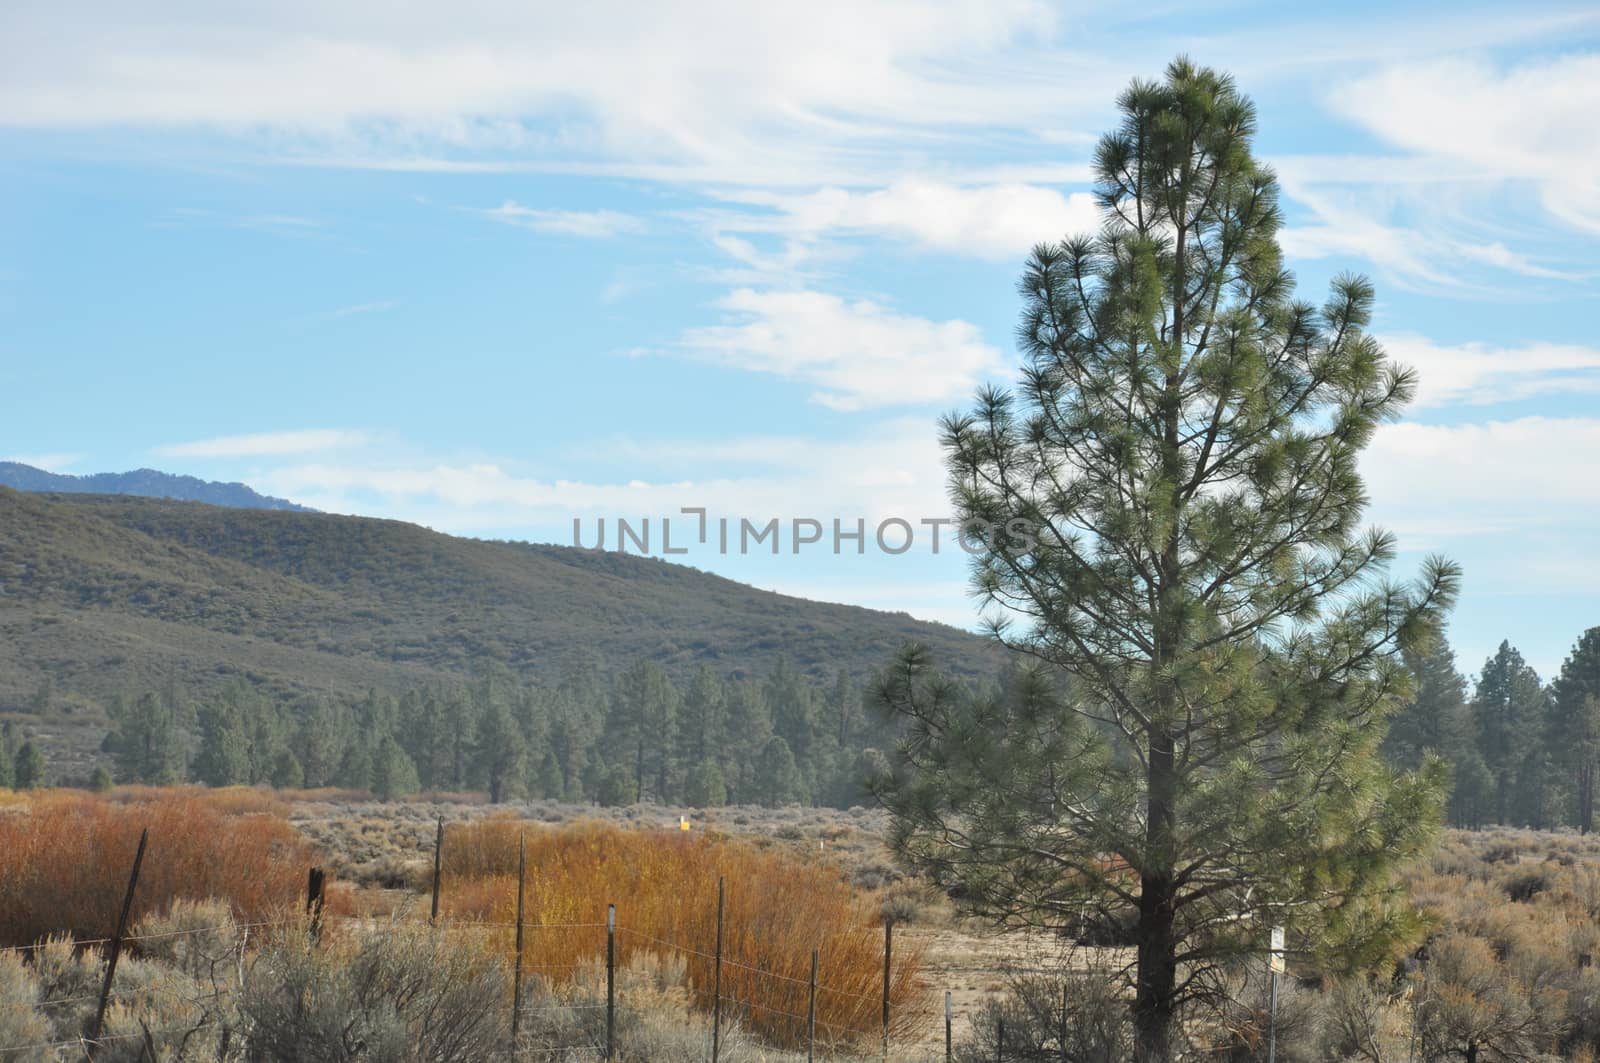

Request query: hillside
[
  {"left": 0, "top": 488, "right": 1001, "bottom": 719},
  {"left": 0, "top": 462, "right": 313, "bottom": 511}
]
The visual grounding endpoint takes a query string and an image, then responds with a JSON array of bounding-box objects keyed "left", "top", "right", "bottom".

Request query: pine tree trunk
[
  {"left": 1579, "top": 761, "right": 1593, "bottom": 835},
  {"left": 1134, "top": 735, "right": 1179, "bottom": 1061}
]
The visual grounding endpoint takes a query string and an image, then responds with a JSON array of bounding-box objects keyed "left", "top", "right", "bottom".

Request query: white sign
[{"left": 1269, "top": 926, "right": 1286, "bottom": 973}]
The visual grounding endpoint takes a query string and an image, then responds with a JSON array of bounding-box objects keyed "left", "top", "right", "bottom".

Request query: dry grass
[
  {"left": 435, "top": 817, "right": 927, "bottom": 1051},
  {"left": 0, "top": 791, "right": 322, "bottom": 948}
]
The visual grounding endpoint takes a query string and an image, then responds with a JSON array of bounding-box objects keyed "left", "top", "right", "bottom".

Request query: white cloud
[
  {"left": 475, "top": 201, "right": 642, "bottom": 238},
  {"left": 0, "top": 0, "right": 1100, "bottom": 183},
  {"left": 156, "top": 429, "right": 370, "bottom": 459},
  {"left": 713, "top": 180, "right": 1102, "bottom": 260},
  {"left": 1, "top": 452, "right": 82, "bottom": 472},
  {"left": 1364, "top": 417, "right": 1600, "bottom": 543},
  {"left": 1331, "top": 53, "right": 1600, "bottom": 236},
  {"left": 1382, "top": 334, "right": 1600, "bottom": 409},
  {"left": 1276, "top": 178, "right": 1586, "bottom": 291},
  {"left": 254, "top": 419, "right": 951, "bottom": 532},
  {"left": 664, "top": 288, "right": 1004, "bottom": 411}
]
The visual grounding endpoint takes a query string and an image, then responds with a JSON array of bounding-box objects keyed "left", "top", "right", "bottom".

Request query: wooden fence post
[
  {"left": 512, "top": 833, "right": 526, "bottom": 1043},
  {"left": 945, "top": 990, "right": 953, "bottom": 1063},
  {"left": 881, "top": 919, "right": 893, "bottom": 1063},
  {"left": 430, "top": 817, "right": 444, "bottom": 924},
  {"left": 89, "top": 827, "right": 148, "bottom": 1051},
  {"left": 712, "top": 876, "right": 724, "bottom": 1063},
  {"left": 807, "top": 948, "right": 818, "bottom": 1063},
  {"left": 305, "top": 867, "right": 325, "bottom": 941},
  {"left": 605, "top": 903, "right": 616, "bottom": 1060}
]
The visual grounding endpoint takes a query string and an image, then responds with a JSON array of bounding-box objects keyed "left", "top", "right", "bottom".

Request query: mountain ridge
[
  {"left": 0, "top": 488, "right": 1002, "bottom": 721},
  {"left": 0, "top": 462, "right": 313, "bottom": 511}
]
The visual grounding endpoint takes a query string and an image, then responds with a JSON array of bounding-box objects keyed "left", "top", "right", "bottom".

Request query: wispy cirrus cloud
[
  {"left": 155, "top": 429, "right": 370, "bottom": 459},
  {"left": 315, "top": 300, "right": 398, "bottom": 320},
  {"left": 474, "top": 201, "right": 642, "bottom": 238},
  {"left": 252, "top": 418, "right": 949, "bottom": 530},
  {"left": 1276, "top": 176, "right": 1588, "bottom": 292},
  {"left": 705, "top": 179, "right": 1101, "bottom": 261},
  {"left": 1331, "top": 53, "right": 1600, "bottom": 237},
  {"left": 1, "top": 452, "right": 82, "bottom": 472},
  {"left": 660, "top": 288, "right": 1004, "bottom": 411},
  {"left": 1383, "top": 334, "right": 1600, "bottom": 409},
  {"left": 1268, "top": 49, "right": 1600, "bottom": 291}
]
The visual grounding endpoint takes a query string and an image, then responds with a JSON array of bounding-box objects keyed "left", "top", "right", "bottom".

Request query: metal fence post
[
  {"left": 512, "top": 833, "right": 526, "bottom": 1043},
  {"left": 882, "top": 919, "right": 893, "bottom": 1063},
  {"left": 713, "top": 876, "right": 724, "bottom": 1063},
  {"left": 89, "top": 827, "right": 148, "bottom": 1051},
  {"left": 807, "top": 948, "right": 818, "bottom": 1063},
  {"left": 945, "top": 989, "right": 953, "bottom": 1063},
  {"left": 606, "top": 902, "right": 616, "bottom": 1060},
  {"left": 430, "top": 817, "right": 444, "bottom": 924}
]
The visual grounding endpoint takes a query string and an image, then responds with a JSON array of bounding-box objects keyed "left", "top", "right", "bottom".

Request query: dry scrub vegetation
[
  {"left": 0, "top": 789, "right": 315, "bottom": 948},
  {"left": 434, "top": 816, "right": 926, "bottom": 1050},
  {"left": 0, "top": 789, "right": 927, "bottom": 1061},
  {"left": 11, "top": 789, "right": 1600, "bottom": 1059}
]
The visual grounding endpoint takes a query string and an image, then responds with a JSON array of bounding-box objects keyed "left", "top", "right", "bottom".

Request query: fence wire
[{"left": 0, "top": 907, "right": 918, "bottom": 1060}]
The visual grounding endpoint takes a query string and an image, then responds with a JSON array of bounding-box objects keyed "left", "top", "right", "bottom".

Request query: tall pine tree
[
  {"left": 1551, "top": 627, "right": 1600, "bottom": 832},
  {"left": 873, "top": 59, "right": 1456, "bottom": 1060},
  {"left": 1471, "top": 642, "right": 1547, "bottom": 826}
]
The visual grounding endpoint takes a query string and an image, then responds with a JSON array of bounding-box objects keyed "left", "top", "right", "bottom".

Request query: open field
[{"left": 7, "top": 788, "right": 1600, "bottom": 1059}]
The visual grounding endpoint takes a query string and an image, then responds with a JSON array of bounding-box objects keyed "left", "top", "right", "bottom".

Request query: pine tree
[
  {"left": 1449, "top": 753, "right": 1494, "bottom": 829},
  {"left": 610, "top": 661, "right": 678, "bottom": 802},
  {"left": 597, "top": 763, "right": 638, "bottom": 807},
  {"left": 103, "top": 691, "right": 186, "bottom": 784},
  {"left": 474, "top": 695, "right": 528, "bottom": 803},
  {"left": 372, "top": 735, "right": 420, "bottom": 800},
  {"left": 0, "top": 725, "right": 13, "bottom": 789},
  {"left": 295, "top": 699, "right": 351, "bottom": 790},
  {"left": 872, "top": 59, "right": 1457, "bottom": 1060},
  {"left": 1471, "top": 642, "right": 1546, "bottom": 825},
  {"left": 13, "top": 741, "right": 45, "bottom": 789},
  {"left": 679, "top": 665, "right": 725, "bottom": 766},
  {"left": 754, "top": 737, "right": 805, "bottom": 807},
  {"left": 1385, "top": 639, "right": 1474, "bottom": 770},
  {"left": 766, "top": 657, "right": 819, "bottom": 773},
  {"left": 271, "top": 749, "right": 304, "bottom": 789},
  {"left": 193, "top": 696, "right": 252, "bottom": 786},
  {"left": 721, "top": 681, "right": 772, "bottom": 804},
  {"left": 241, "top": 687, "right": 288, "bottom": 785},
  {"left": 825, "top": 672, "right": 861, "bottom": 748},
  {"left": 1551, "top": 627, "right": 1600, "bottom": 832},
  {"left": 685, "top": 758, "right": 728, "bottom": 807},
  {"left": 441, "top": 688, "right": 477, "bottom": 791},
  {"left": 532, "top": 748, "right": 564, "bottom": 799}
]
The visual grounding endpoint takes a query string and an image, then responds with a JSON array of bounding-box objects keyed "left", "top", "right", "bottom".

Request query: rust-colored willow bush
[
  {"left": 0, "top": 792, "right": 317, "bottom": 948},
  {"left": 438, "top": 817, "right": 926, "bottom": 1050}
]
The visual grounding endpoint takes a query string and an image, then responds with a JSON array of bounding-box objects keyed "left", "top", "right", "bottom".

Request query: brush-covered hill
[
  {"left": 0, "top": 487, "right": 1001, "bottom": 718},
  {"left": 0, "top": 462, "right": 313, "bottom": 511}
]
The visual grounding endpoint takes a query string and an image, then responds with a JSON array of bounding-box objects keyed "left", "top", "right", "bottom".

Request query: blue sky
[{"left": 2, "top": 1, "right": 1597, "bottom": 680}]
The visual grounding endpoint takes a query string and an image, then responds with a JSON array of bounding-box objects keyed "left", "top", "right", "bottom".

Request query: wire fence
[{"left": 0, "top": 821, "right": 941, "bottom": 1061}]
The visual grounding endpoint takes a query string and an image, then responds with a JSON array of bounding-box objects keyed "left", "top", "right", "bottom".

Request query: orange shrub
[
  {"left": 0, "top": 792, "right": 319, "bottom": 948},
  {"left": 437, "top": 818, "right": 926, "bottom": 1050}
]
